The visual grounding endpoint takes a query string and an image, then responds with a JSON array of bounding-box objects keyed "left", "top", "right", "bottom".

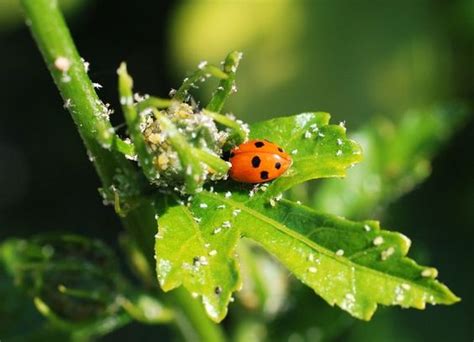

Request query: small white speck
[
  {"left": 54, "top": 56, "right": 71, "bottom": 72},
  {"left": 217, "top": 204, "right": 226, "bottom": 209},
  {"left": 345, "top": 293, "right": 355, "bottom": 301},
  {"left": 194, "top": 217, "right": 202, "bottom": 223},
  {"left": 396, "top": 294, "right": 405, "bottom": 302},
  {"left": 318, "top": 132, "right": 325, "bottom": 137},
  {"left": 191, "top": 292, "right": 199, "bottom": 298},
  {"left": 364, "top": 224, "right": 371, "bottom": 232},
  {"left": 81, "top": 58, "right": 90, "bottom": 72},
  {"left": 304, "top": 131, "right": 312, "bottom": 139},
  {"left": 421, "top": 268, "right": 438, "bottom": 278},
  {"left": 373, "top": 236, "right": 384, "bottom": 246},
  {"left": 296, "top": 200, "right": 302, "bottom": 205},
  {"left": 199, "top": 256, "right": 208, "bottom": 266},
  {"left": 337, "top": 138, "right": 343, "bottom": 145},
  {"left": 269, "top": 198, "right": 276, "bottom": 207},
  {"left": 213, "top": 227, "right": 222, "bottom": 234},
  {"left": 198, "top": 60, "right": 208, "bottom": 69},
  {"left": 225, "top": 191, "right": 232, "bottom": 198},
  {"left": 308, "top": 267, "right": 317, "bottom": 273},
  {"left": 61, "top": 74, "right": 71, "bottom": 83},
  {"left": 222, "top": 221, "right": 231, "bottom": 228},
  {"left": 336, "top": 249, "right": 344, "bottom": 256},
  {"left": 232, "top": 209, "right": 241, "bottom": 216},
  {"left": 229, "top": 296, "right": 235, "bottom": 302},
  {"left": 63, "top": 98, "right": 72, "bottom": 109},
  {"left": 199, "top": 203, "right": 208, "bottom": 208},
  {"left": 93, "top": 82, "right": 103, "bottom": 89},
  {"left": 336, "top": 150, "right": 343, "bottom": 156},
  {"left": 339, "top": 121, "right": 346, "bottom": 128},
  {"left": 291, "top": 149, "right": 298, "bottom": 155},
  {"left": 381, "top": 247, "right": 395, "bottom": 260},
  {"left": 209, "top": 250, "right": 217, "bottom": 256},
  {"left": 401, "top": 283, "right": 411, "bottom": 290},
  {"left": 308, "top": 254, "right": 314, "bottom": 262}
]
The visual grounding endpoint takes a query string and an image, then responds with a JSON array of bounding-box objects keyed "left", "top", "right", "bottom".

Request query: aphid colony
[
  {"left": 141, "top": 101, "right": 248, "bottom": 191},
  {"left": 140, "top": 100, "right": 291, "bottom": 192}
]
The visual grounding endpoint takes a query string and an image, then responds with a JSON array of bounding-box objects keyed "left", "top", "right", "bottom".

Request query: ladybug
[{"left": 228, "top": 139, "right": 292, "bottom": 183}]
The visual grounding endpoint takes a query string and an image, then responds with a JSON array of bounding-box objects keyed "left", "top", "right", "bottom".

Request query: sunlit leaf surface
[{"left": 154, "top": 112, "right": 458, "bottom": 321}]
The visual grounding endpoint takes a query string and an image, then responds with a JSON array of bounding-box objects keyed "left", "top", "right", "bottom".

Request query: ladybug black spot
[
  {"left": 275, "top": 162, "right": 281, "bottom": 169},
  {"left": 278, "top": 147, "right": 284, "bottom": 152},
  {"left": 251, "top": 156, "right": 261, "bottom": 168},
  {"left": 260, "top": 171, "right": 269, "bottom": 180},
  {"left": 254, "top": 141, "right": 265, "bottom": 148},
  {"left": 230, "top": 152, "right": 235, "bottom": 158}
]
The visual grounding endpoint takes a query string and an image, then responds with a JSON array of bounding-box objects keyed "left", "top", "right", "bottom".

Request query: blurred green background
[{"left": 0, "top": 0, "right": 473, "bottom": 341}]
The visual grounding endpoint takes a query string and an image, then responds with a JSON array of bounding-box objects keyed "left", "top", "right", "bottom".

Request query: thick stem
[{"left": 20, "top": 0, "right": 226, "bottom": 340}]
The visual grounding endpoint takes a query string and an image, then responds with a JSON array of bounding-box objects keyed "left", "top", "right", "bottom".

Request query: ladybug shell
[{"left": 229, "top": 139, "right": 292, "bottom": 183}]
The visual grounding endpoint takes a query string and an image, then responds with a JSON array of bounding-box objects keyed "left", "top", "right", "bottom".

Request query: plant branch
[
  {"left": 206, "top": 51, "right": 243, "bottom": 113},
  {"left": 20, "top": 0, "right": 226, "bottom": 340}
]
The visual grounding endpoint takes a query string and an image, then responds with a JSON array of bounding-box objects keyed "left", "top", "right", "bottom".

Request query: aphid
[{"left": 228, "top": 139, "right": 292, "bottom": 183}]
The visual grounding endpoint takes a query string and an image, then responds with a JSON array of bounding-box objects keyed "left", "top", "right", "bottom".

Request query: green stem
[
  {"left": 192, "top": 148, "right": 230, "bottom": 175},
  {"left": 20, "top": 0, "right": 130, "bottom": 188},
  {"left": 118, "top": 63, "right": 159, "bottom": 182},
  {"left": 206, "top": 51, "right": 243, "bottom": 113},
  {"left": 203, "top": 109, "right": 247, "bottom": 143},
  {"left": 137, "top": 96, "right": 173, "bottom": 112},
  {"left": 174, "top": 63, "right": 228, "bottom": 102},
  {"left": 20, "top": 0, "right": 226, "bottom": 340}
]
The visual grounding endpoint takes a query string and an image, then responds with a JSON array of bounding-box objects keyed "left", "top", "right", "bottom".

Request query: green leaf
[
  {"left": 154, "top": 197, "right": 241, "bottom": 322},
  {"left": 154, "top": 112, "right": 359, "bottom": 321},
  {"left": 313, "top": 105, "right": 468, "bottom": 218},
  {"left": 196, "top": 191, "right": 458, "bottom": 320},
  {"left": 154, "top": 112, "right": 459, "bottom": 322},
  {"left": 239, "top": 198, "right": 460, "bottom": 320},
  {"left": 249, "top": 112, "right": 362, "bottom": 198}
]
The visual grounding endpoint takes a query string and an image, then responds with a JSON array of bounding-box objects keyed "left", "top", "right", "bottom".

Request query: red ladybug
[{"left": 229, "top": 139, "right": 292, "bottom": 183}]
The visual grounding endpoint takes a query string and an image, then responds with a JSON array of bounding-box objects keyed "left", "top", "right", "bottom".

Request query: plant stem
[
  {"left": 118, "top": 63, "right": 159, "bottom": 182},
  {"left": 206, "top": 51, "right": 243, "bottom": 113},
  {"left": 174, "top": 64, "right": 228, "bottom": 102},
  {"left": 20, "top": 0, "right": 226, "bottom": 340}
]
